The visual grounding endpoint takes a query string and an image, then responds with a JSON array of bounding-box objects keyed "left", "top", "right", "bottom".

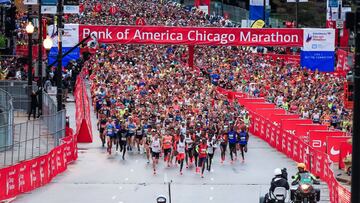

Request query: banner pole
[{"left": 351, "top": 4, "right": 360, "bottom": 203}]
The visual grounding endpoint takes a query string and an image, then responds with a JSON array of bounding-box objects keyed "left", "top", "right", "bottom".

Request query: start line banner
[{"left": 79, "top": 25, "right": 304, "bottom": 47}]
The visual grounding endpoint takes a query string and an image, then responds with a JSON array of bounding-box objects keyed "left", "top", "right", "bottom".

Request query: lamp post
[
  {"left": 26, "top": 21, "right": 34, "bottom": 115},
  {"left": 56, "top": 0, "right": 64, "bottom": 112},
  {"left": 43, "top": 35, "right": 53, "bottom": 86}
]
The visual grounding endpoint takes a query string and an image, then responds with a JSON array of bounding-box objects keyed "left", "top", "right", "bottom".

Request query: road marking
[
  {"left": 119, "top": 186, "right": 122, "bottom": 190},
  {"left": 209, "top": 196, "right": 214, "bottom": 201},
  {"left": 125, "top": 178, "right": 129, "bottom": 181},
  {"left": 211, "top": 169, "right": 214, "bottom": 172},
  {"left": 210, "top": 178, "right": 214, "bottom": 181},
  {"left": 130, "top": 169, "right": 134, "bottom": 172},
  {"left": 112, "top": 195, "right": 116, "bottom": 200},
  {"left": 210, "top": 187, "right": 214, "bottom": 190}
]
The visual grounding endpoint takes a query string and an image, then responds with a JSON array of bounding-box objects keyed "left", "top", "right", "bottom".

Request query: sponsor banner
[
  {"left": 294, "top": 124, "right": 328, "bottom": 142},
  {"left": 79, "top": 25, "right": 304, "bottom": 47},
  {"left": 23, "top": 0, "right": 38, "bottom": 5},
  {"left": 302, "top": 28, "right": 335, "bottom": 51},
  {"left": 48, "top": 24, "right": 80, "bottom": 47},
  {"left": 0, "top": 128, "right": 76, "bottom": 202},
  {"left": 309, "top": 130, "right": 346, "bottom": 153},
  {"left": 269, "top": 114, "right": 300, "bottom": 126},
  {"left": 251, "top": 53, "right": 301, "bottom": 64},
  {"left": 64, "top": 5, "right": 80, "bottom": 14},
  {"left": 300, "top": 51, "right": 335, "bottom": 72},
  {"left": 41, "top": 6, "right": 57, "bottom": 14},
  {"left": 339, "top": 141, "right": 352, "bottom": 169},
  {"left": 336, "top": 49, "right": 351, "bottom": 72},
  {"left": 246, "top": 102, "right": 276, "bottom": 112},
  {"left": 292, "top": 136, "right": 300, "bottom": 162},
  {"left": 256, "top": 108, "right": 286, "bottom": 119},
  {"left": 48, "top": 47, "right": 80, "bottom": 67},
  {"left": 281, "top": 119, "right": 313, "bottom": 135},
  {"left": 238, "top": 97, "right": 265, "bottom": 105},
  {"left": 301, "top": 28, "right": 335, "bottom": 72},
  {"left": 327, "top": 136, "right": 350, "bottom": 162}
]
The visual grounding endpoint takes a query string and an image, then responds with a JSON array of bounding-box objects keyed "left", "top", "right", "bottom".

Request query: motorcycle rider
[
  {"left": 292, "top": 163, "right": 319, "bottom": 185},
  {"left": 263, "top": 168, "right": 290, "bottom": 202}
]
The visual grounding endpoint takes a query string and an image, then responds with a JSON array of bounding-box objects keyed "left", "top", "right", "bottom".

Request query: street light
[
  {"left": 43, "top": 36, "right": 53, "bottom": 50},
  {"left": 25, "top": 22, "right": 34, "bottom": 35},
  {"left": 26, "top": 21, "right": 34, "bottom": 118}
]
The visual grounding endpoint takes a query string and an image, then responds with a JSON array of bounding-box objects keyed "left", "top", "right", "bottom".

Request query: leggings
[
  {"left": 207, "top": 153, "right": 214, "bottom": 171},
  {"left": 117, "top": 141, "right": 127, "bottom": 159},
  {"left": 185, "top": 148, "right": 193, "bottom": 165},
  {"left": 220, "top": 144, "right": 227, "bottom": 161},
  {"left": 239, "top": 144, "right": 247, "bottom": 160},
  {"left": 229, "top": 143, "right": 237, "bottom": 161}
]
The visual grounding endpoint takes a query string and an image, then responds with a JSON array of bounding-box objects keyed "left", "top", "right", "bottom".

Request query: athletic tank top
[
  {"left": 106, "top": 124, "right": 114, "bottom": 136},
  {"left": 151, "top": 139, "right": 161, "bottom": 153},
  {"left": 185, "top": 136, "right": 193, "bottom": 148},
  {"left": 228, "top": 131, "right": 237, "bottom": 144},
  {"left": 128, "top": 123, "right": 136, "bottom": 133},
  {"left": 239, "top": 131, "right": 248, "bottom": 145},
  {"left": 177, "top": 141, "right": 186, "bottom": 154}
]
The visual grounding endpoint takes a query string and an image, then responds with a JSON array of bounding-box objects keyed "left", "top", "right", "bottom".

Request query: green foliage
[{"left": 0, "top": 34, "right": 7, "bottom": 49}]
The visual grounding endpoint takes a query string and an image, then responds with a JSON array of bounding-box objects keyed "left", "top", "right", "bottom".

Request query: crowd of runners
[{"left": 65, "top": 0, "right": 352, "bottom": 177}]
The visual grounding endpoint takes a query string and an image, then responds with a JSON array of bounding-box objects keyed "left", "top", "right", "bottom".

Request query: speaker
[{"left": 346, "top": 12, "right": 355, "bottom": 31}]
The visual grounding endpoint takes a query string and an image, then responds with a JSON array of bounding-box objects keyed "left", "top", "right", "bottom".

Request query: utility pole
[
  {"left": 295, "top": 0, "right": 299, "bottom": 27},
  {"left": 351, "top": 3, "right": 360, "bottom": 202},
  {"left": 56, "top": 0, "right": 63, "bottom": 112},
  {"left": 338, "top": 0, "right": 342, "bottom": 47},
  {"left": 38, "top": 3, "right": 43, "bottom": 116}
]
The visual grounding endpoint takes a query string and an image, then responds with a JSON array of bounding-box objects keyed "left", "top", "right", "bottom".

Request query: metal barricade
[
  {"left": 0, "top": 89, "right": 14, "bottom": 153},
  {"left": 0, "top": 85, "right": 66, "bottom": 168},
  {"left": 0, "top": 109, "right": 66, "bottom": 168},
  {"left": 0, "top": 80, "right": 38, "bottom": 112}
]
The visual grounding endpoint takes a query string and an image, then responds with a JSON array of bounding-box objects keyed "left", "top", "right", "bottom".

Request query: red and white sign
[
  {"left": 294, "top": 124, "right": 328, "bottom": 142},
  {"left": 327, "top": 136, "right": 350, "bottom": 162},
  {"left": 135, "top": 18, "right": 147, "bottom": 26},
  {"left": 309, "top": 130, "right": 346, "bottom": 153},
  {"left": 79, "top": 25, "right": 304, "bottom": 47},
  {"left": 281, "top": 119, "right": 313, "bottom": 135}
]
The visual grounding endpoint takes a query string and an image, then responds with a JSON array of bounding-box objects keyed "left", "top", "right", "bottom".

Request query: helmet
[
  {"left": 297, "top": 163, "right": 306, "bottom": 169},
  {"left": 274, "top": 168, "right": 282, "bottom": 176}
]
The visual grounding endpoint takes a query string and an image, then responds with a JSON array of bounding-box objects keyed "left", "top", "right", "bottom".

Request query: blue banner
[
  {"left": 300, "top": 51, "right": 335, "bottom": 72},
  {"left": 249, "top": 6, "right": 264, "bottom": 21},
  {"left": 41, "top": 0, "right": 57, "bottom": 5},
  {"left": 48, "top": 47, "right": 80, "bottom": 67}
]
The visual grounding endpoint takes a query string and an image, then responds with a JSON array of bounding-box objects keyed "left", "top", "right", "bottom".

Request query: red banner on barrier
[
  {"left": 281, "top": 119, "right": 313, "bottom": 135},
  {"left": 327, "top": 136, "right": 350, "bottom": 162},
  {"left": 246, "top": 103, "right": 276, "bottom": 112},
  {"left": 79, "top": 25, "right": 304, "bottom": 47},
  {"left": 255, "top": 108, "right": 286, "bottom": 118},
  {"left": 0, "top": 128, "right": 77, "bottom": 202},
  {"left": 309, "top": 131, "right": 346, "bottom": 153},
  {"left": 294, "top": 124, "right": 328, "bottom": 143},
  {"left": 269, "top": 114, "right": 300, "bottom": 125}
]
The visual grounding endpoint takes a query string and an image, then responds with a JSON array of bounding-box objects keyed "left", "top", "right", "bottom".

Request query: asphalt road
[{"left": 14, "top": 87, "right": 330, "bottom": 203}]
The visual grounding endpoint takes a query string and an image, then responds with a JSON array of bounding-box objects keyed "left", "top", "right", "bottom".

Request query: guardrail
[{"left": 0, "top": 88, "right": 14, "bottom": 153}]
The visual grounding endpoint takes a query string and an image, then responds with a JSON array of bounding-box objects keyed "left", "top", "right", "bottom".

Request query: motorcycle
[
  {"left": 259, "top": 168, "right": 289, "bottom": 203},
  {"left": 290, "top": 173, "right": 321, "bottom": 203}
]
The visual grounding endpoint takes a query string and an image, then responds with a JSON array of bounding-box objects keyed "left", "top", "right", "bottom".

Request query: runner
[
  {"left": 162, "top": 133, "right": 173, "bottom": 167},
  {"left": 184, "top": 132, "right": 194, "bottom": 168},
  {"left": 127, "top": 117, "right": 137, "bottom": 151},
  {"left": 238, "top": 126, "right": 249, "bottom": 163},
  {"left": 144, "top": 129, "right": 154, "bottom": 164},
  {"left": 206, "top": 135, "right": 216, "bottom": 171},
  {"left": 117, "top": 121, "right": 127, "bottom": 160},
  {"left": 219, "top": 130, "right": 228, "bottom": 164},
  {"left": 197, "top": 138, "right": 208, "bottom": 178},
  {"left": 228, "top": 126, "right": 238, "bottom": 163},
  {"left": 151, "top": 133, "right": 162, "bottom": 175},
  {"left": 105, "top": 118, "right": 115, "bottom": 155},
  {"left": 135, "top": 123, "right": 144, "bottom": 153},
  {"left": 98, "top": 112, "right": 107, "bottom": 147},
  {"left": 176, "top": 135, "right": 186, "bottom": 175}
]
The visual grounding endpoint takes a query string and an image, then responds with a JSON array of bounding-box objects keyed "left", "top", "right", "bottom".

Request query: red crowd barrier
[
  {"left": 216, "top": 87, "right": 351, "bottom": 203},
  {"left": 0, "top": 127, "right": 77, "bottom": 201},
  {"left": 74, "top": 71, "right": 93, "bottom": 143}
]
